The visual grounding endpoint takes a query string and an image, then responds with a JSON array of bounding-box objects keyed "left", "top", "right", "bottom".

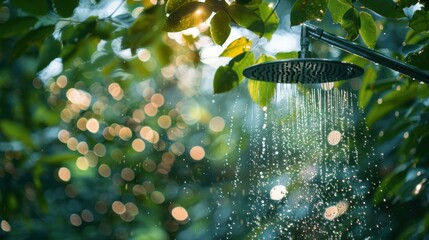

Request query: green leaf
[
  {"left": 396, "top": 0, "right": 418, "bottom": 8},
  {"left": 248, "top": 55, "right": 276, "bottom": 107},
  {"left": 37, "top": 36, "right": 61, "bottom": 71},
  {"left": 163, "top": 2, "right": 212, "bottom": 32},
  {"left": 328, "top": 0, "right": 352, "bottom": 23},
  {"left": 210, "top": 11, "right": 231, "bottom": 45},
  {"left": 11, "top": 25, "right": 55, "bottom": 60},
  {"left": 258, "top": 1, "right": 279, "bottom": 39},
  {"left": 227, "top": 4, "right": 264, "bottom": 36},
  {"left": 153, "top": 41, "right": 173, "bottom": 66},
  {"left": 290, "top": 0, "right": 329, "bottom": 26},
  {"left": 220, "top": 37, "right": 252, "bottom": 57},
  {"left": 229, "top": 51, "right": 255, "bottom": 82},
  {"left": 38, "top": 153, "right": 79, "bottom": 165},
  {"left": 0, "top": 120, "right": 35, "bottom": 149},
  {"left": 404, "top": 29, "right": 429, "bottom": 45},
  {"left": 358, "top": 0, "right": 405, "bottom": 18},
  {"left": 213, "top": 65, "right": 239, "bottom": 93},
  {"left": 166, "top": 0, "right": 195, "bottom": 14},
  {"left": 405, "top": 44, "right": 429, "bottom": 71},
  {"left": 410, "top": 10, "right": 429, "bottom": 33},
  {"left": 235, "top": 0, "right": 262, "bottom": 8},
  {"left": 358, "top": 66, "right": 377, "bottom": 108},
  {"left": 359, "top": 12, "right": 377, "bottom": 48},
  {"left": 52, "top": 0, "right": 79, "bottom": 17},
  {"left": 341, "top": 8, "right": 359, "bottom": 40},
  {"left": 275, "top": 51, "right": 298, "bottom": 59},
  {"left": 122, "top": 6, "right": 165, "bottom": 53},
  {"left": 0, "top": 17, "right": 38, "bottom": 39},
  {"left": 10, "top": 0, "right": 49, "bottom": 15}
]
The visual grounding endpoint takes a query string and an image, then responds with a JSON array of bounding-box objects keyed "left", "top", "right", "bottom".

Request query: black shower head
[{"left": 243, "top": 58, "right": 364, "bottom": 84}]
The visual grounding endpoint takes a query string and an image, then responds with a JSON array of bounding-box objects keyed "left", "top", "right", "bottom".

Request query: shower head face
[{"left": 243, "top": 59, "right": 364, "bottom": 84}]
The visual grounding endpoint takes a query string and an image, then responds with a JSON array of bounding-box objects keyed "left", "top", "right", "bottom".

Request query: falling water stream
[{"left": 224, "top": 82, "right": 383, "bottom": 239}]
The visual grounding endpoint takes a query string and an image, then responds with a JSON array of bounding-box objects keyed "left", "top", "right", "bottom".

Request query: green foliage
[
  {"left": 165, "top": 0, "right": 195, "bottom": 14},
  {"left": 10, "top": 0, "right": 49, "bottom": 15},
  {"left": 163, "top": 2, "right": 212, "bottom": 32},
  {"left": 220, "top": 37, "right": 252, "bottom": 57},
  {"left": 328, "top": 0, "right": 352, "bottom": 24},
  {"left": 210, "top": 11, "right": 231, "bottom": 45},
  {"left": 227, "top": 4, "right": 264, "bottom": 36},
  {"left": 0, "top": 17, "right": 38, "bottom": 39},
  {"left": 341, "top": 8, "right": 359, "bottom": 40},
  {"left": 358, "top": 0, "right": 405, "bottom": 18},
  {"left": 290, "top": 0, "right": 328, "bottom": 26},
  {"left": 359, "top": 12, "right": 377, "bottom": 48},
  {"left": 358, "top": 66, "right": 377, "bottom": 108},
  {"left": 410, "top": 10, "right": 429, "bottom": 33},
  {"left": 51, "top": 0, "right": 79, "bottom": 17},
  {"left": 405, "top": 44, "right": 429, "bottom": 71}
]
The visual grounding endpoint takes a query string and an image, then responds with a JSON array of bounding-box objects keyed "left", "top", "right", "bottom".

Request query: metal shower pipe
[{"left": 303, "top": 23, "right": 429, "bottom": 84}]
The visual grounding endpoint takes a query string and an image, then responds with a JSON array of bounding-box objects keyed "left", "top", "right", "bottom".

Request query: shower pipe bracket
[{"left": 302, "top": 23, "right": 429, "bottom": 84}]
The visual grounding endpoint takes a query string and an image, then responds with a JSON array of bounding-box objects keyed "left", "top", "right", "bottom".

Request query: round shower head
[{"left": 243, "top": 59, "right": 364, "bottom": 84}]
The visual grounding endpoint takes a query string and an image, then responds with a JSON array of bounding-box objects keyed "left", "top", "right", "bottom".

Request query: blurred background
[{"left": 1, "top": 0, "right": 429, "bottom": 239}]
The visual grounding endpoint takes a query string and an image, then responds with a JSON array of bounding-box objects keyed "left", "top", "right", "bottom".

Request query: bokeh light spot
[
  {"left": 58, "top": 167, "right": 71, "bottom": 182},
  {"left": 132, "top": 138, "right": 146, "bottom": 152},
  {"left": 327, "top": 130, "right": 342, "bottom": 146},
  {"left": 1, "top": 220, "right": 11, "bottom": 232},
  {"left": 209, "top": 116, "right": 225, "bottom": 132},
  {"left": 70, "top": 213, "right": 82, "bottom": 226},
  {"left": 190, "top": 146, "right": 205, "bottom": 161},
  {"left": 86, "top": 118, "right": 100, "bottom": 133},
  {"left": 171, "top": 206, "right": 189, "bottom": 222},
  {"left": 112, "top": 201, "right": 126, "bottom": 215},
  {"left": 121, "top": 168, "right": 135, "bottom": 181},
  {"left": 269, "top": 185, "right": 287, "bottom": 200},
  {"left": 76, "top": 156, "right": 89, "bottom": 170},
  {"left": 98, "top": 164, "right": 111, "bottom": 178},
  {"left": 324, "top": 206, "right": 338, "bottom": 221}
]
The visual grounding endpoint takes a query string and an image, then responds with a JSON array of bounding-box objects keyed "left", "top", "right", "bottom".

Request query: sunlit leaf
[
  {"left": 163, "top": 2, "right": 212, "bottom": 32},
  {"left": 328, "top": 0, "right": 352, "bottom": 23},
  {"left": 358, "top": 66, "right": 377, "bottom": 108},
  {"left": 213, "top": 65, "right": 239, "bottom": 93},
  {"left": 0, "top": 120, "right": 35, "bottom": 149},
  {"left": 405, "top": 44, "right": 429, "bottom": 71},
  {"left": 404, "top": 29, "right": 429, "bottom": 45},
  {"left": 227, "top": 4, "right": 264, "bottom": 36},
  {"left": 166, "top": 0, "right": 195, "bottom": 14},
  {"left": 258, "top": 1, "right": 279, "bottom": 40},
  {"left": 210, "top": 11, "right": 231, "bottom": 45},
  {"left": 290, "top": 0, "right": 328, "bottom": 26},
  {"left": 0, "top": 17, "right": 38, "bottom": 39},
  {"left": 410, "top": 10, "right": 429, "bottom": 33},
  {"left": 235, "top": 0, "right": 262, "bottom": 8},
  {"left": 220, "top": 37, "right": 252, "bottom": 57},
  {"left": 359, "top": 12, "right": 377, "bottom": 48},
  {"left": 37, "top": 36, "right": 61, "bottom": 71},
  {"left": 10, "top": 0, "right": 49, "bottom": 15},
  {"left": 248, "top": 55, "right": 276, "bottom": 107},
  {"left": 52, "top": 0, "right": 79, "bottom": 17},
  {"left": 341, "top": 8, "right": 359, "bottom": 40},
  {"left": 358, "top": 0, "right": 405, "bottom": 18}
]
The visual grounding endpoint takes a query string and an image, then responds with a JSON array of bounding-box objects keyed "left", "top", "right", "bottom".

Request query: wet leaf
[
  {"left": 0, "top": 17, "right": 38, "bottom": 39},
  {"left": 10, "top": 0, "right": 49, "bottom": 15},
  {"left": 410, "top": 10, "right": 429, "bottom": 33},
  {"left": 328, "top": 0, "right": 352, "bottom": 23},
  {"left": 358, "top": 66, "right": 377, "bottom": 108},
  {"left": 341, "top": 8, "right": 359, "bottom": 40},
  {"left": 227, "top": 4, "right": 264, "bottom": 36},
  {"left": 0, "top": 120, "right": 35, "bottom": 149},
  {"left": 248, "top": 55, "right": 276, "bottom": 107},
  {"left": 358, "top": 0, "right": 405, "bottom": 18},
  {"left": 166, "top": 0, "right": 195, "bottom": 14},
  {"left": 359, "top": 12, "right": 377, "bottom": 48},
  {"left": 11, "top": 25, "right": 55, "bottom": 60},
  {"left": 213, "top": 65, "right": 239, "bottom": 93},
  {"left": 210, "top": 11, "right": 231, "bottom": 45},
  {"left": 52, "top": 0, "right": 79, "bottom": 17},
  {"left": 258, "top": 1, "right": 279, "bottom": 40},
  {"left": 37, "top": 36, "right": 61, "bottom": 71},
  {"left": 405, "top": 44, "right": 429, "bottom": 71},
  {"left": 220, "top": 37, "right": 252, "bottom": 57},
  {"left": 163, "top": 2, "right": 212, "bottom": 32},
  {"left": 290, "top": 0, "right": 328, "bottom": 26}
]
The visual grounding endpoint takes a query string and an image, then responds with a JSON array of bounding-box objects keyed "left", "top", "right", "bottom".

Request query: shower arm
[{"left": 302, "top": 23, "right": 429, "bottom": 84}]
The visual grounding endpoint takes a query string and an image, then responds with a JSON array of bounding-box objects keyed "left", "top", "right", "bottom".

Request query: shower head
[
  {"left": 243, "top": 58, "right": 364, "bottom": 84},
  {"left": 243, "top": 24, "right": 429, "bottom": 84}
]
